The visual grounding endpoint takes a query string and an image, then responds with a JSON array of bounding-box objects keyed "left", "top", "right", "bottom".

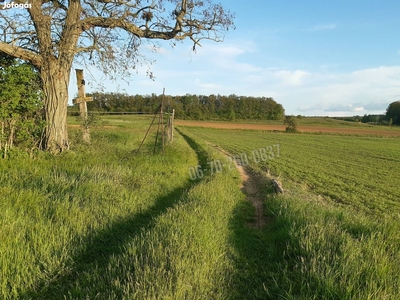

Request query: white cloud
[
  {"left": 213, "top": 45, "right": 247, "bottom": 56},
  {"left": 274, "top": 69, "right": 311, "bottom": 86},
  {"left": 351, "top": 66, "right": 400, "bottom": 82},
  {"left": 195, "top": 41, "right": 256, "bottom": 58},
  {"left": 195, "top": 79, "right": 223, "bottom": 92},
  {"left": 353, "top": 107, "right": 364, "bottom": 112},
  {"left": 290, "top": 66, "right": 400, "bottom": 115}
]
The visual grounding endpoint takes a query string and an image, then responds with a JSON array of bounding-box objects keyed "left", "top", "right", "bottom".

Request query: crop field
[
  {"left": 1, "top": 114, "right": 400, "bottom": 299},
  {"left": 179, "top": 125, "right": 400, "bottom": 299},
  {"left": 180, "top": 126, "right": 400, "bottom": 216},
  {"left": 175, "top": 119, "right": 400, "bottom": 136}
]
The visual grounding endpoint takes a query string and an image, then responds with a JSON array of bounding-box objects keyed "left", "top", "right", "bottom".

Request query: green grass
[
  {"left": 2, "top": 115, "right": 400, "bottom": 299},
  {"left": 181, "top": 127, "right": 400, "bottom": 216},
  {"left": 0, "top": 116, "right": 250, "bottom": 299},
  {"left": 179, "top": 125, "right": 400, "bottom": 299}
]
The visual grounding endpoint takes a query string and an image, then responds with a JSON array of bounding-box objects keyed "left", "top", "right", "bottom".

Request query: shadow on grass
[
  {"left": 21, "top": 131, "right": 211, "bottom": 299},
  {"left": 176, "top": 128, "right": 210, "bottom": 175}
]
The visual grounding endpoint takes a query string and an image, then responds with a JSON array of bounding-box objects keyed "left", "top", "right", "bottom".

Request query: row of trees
[
  {"left": 0, "top": 54, "right": 45, "bottom": 156},
  {"left": 360, "top": 114, "right": 388, "bottom": 125},
  {"left": 332, "top": 102, "right": 400, "bottom": 125},
  {"left": 71, "top": 92, "right": 285, "bottom": 120},
  {"left": 334, "top": 115, "right": 390, "bottom": 124}
]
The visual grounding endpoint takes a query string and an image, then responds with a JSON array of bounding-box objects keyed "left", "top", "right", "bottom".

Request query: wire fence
[{"left": 67, "top": 111, "right": 173, "bottom": 116}]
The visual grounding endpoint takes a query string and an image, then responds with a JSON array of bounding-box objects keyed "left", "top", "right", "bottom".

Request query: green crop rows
[{"left": 181, "top": 127, "right": 400, "bottom": 217}]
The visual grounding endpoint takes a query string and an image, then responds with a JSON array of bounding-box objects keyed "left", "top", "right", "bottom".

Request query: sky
[{"left": 69, "top": 0, "right": 400, "bottom": 116}]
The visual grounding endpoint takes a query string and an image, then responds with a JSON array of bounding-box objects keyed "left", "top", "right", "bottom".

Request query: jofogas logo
[{"left": 0, "top": 0, "right": 32, "bottom": 9}]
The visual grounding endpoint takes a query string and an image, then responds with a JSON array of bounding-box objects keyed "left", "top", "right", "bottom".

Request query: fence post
[
  {"left": 72, "top": 69, "right": 93, "bottom": 143},
  {"left": 170, "top": 109, "right": 175, "bottom": 142}
]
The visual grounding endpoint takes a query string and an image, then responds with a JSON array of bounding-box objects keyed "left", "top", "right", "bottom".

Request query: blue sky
[{"left": 70, "top": 0, "right": 400, "bottom": 116}]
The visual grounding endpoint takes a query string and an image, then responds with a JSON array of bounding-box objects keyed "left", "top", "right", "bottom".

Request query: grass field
[
  {"left": 0, "top": 115, "right": 250, "bottom": 299},
  {"left": 181, "top": 126, "right": 400, "bottom": 216},
  {"left": 1, "top": 115, "right": 400, "bottom": 299},
  {"left": 179, "top": 125, "right": 400, "bottom": 299}
]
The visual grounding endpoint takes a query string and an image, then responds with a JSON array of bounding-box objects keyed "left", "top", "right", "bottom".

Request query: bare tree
[{"left": 0, "top": 0, "right": 235, "bottom": 153}]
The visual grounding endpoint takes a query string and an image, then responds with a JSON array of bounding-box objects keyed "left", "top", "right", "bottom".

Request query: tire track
[{"left": 206, "top": 142, "right": 268, "bottom": 229}]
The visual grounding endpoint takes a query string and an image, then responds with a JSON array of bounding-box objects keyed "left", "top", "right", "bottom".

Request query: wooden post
[
  {"left": 170, "top": 109, "right": 175, "bottom": 142},
  {"left": 154, "top": 105, "right": 162, "bottom": 154},
  {"left": 166, "top": 109, "right": 174, "bottom": 142},
  {"left": 161, "top": 88, "right": 165, "bottom": 154},
  {"left": 73, "top": 69, "right": 93, "bottom": 143}
]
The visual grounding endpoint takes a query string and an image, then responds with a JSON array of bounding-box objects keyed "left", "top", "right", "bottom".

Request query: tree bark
[
  {"left": 7, "top": 119, "right": 16, "bottom": 149},
  {"left": 40, "top": 60, "right": 71, "bottom": 153}
]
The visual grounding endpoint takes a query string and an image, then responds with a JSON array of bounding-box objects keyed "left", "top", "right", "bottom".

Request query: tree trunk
[
  {"left": 8, "top": 119, "right": 16, "bottom": 149},
  {"left": 40, "top": 60, "right": 71, "bottom": 153},
  {"left": 0, "top": 121, "right": 3, "bottom": 150}
]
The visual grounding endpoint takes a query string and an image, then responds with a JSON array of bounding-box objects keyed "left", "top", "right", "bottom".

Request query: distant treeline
[
  {"left": 333, "top": 114, "right": 389, "bottom": 125},
  {"left": 332, "top": 101, "right": 400, "bottom": 125},
  {"left": 69, "top": 92, "right": 285, "bottom": 120}
]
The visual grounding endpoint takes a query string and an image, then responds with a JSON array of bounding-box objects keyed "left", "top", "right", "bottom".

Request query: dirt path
[
  {"left": 236, "top": 165, "right": 267, "bottom": 229},
  {"left": 176, "top": 120, "right": 400, "bottom": 137},
  {"left": 207, "top": 143, "right": 268, "bottom": 229}
]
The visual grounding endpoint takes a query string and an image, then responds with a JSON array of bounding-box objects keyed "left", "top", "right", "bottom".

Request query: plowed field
[{"left": 175, "top": 120, "right": 400, "bottom": 136}]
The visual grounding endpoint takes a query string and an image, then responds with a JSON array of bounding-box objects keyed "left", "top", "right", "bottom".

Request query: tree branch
[
  {"left": 75, "top": 44, "right": 99, "bottom": 54},
  {"left": 0, "top": 42, "right": 42, "bottom": 67},
  {"left": 77, "top": 9, "right": 201, "bottom": 42}
]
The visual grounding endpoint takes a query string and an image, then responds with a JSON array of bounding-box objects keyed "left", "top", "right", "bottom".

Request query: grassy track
[
  {"left": 179, "top": 126, "right": 400, "bottom": 299},
  {"left": 0, "top": 116, "right": 250, "bottom": 299}
]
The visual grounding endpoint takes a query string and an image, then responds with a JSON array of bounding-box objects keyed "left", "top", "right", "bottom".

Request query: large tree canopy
[
  {"left": 0, "top": 0, "right": 235, "bottom": 153},
  {"left": 386, "top": 101, "right": 400, "bottom": 125}
]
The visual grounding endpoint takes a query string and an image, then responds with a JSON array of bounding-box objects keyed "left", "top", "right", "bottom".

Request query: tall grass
[
  {"left": 256, "top": 184, "right": 400, "bottom": 299},
  {"left": 0, "top": 119, "right": 248, "bottom": 299},
  {"left": 0, "top": 126, "right": 196, "bottom": 298}
]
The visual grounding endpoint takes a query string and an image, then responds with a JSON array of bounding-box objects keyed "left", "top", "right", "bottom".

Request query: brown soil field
[{"left": 175, "top": 120, "right": 400, "bottom": 137}]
